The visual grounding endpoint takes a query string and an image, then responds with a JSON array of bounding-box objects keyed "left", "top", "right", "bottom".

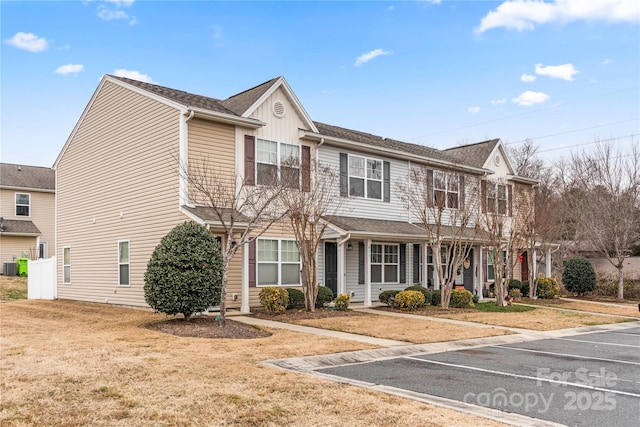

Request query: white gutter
[
  {"left": 0, "top": 186, "right": 55, "bottom": 193},
  {"left": 337, "top": 233, "right": 351, "bottom": 246},
  {"left": 303, "top": 132, "right": 490, "bottom": 175},
  {"left": 178, "top": 110, "right": 194, "bottom": 207}
]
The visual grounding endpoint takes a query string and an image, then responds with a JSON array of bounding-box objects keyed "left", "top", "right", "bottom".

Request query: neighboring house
[
  {"left": 0, "top": 163, "right": 55, "bottom": 266},
  {"left": 55, "top": 75, "right": 537, "bottom": 310}
]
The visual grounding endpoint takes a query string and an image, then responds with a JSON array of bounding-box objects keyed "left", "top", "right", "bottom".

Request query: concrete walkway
[{"left": 560, "top": 296, "right": 640, "bottom": 308}]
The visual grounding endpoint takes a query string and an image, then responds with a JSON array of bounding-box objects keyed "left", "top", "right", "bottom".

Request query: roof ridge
[
  {"left": 0, "top": 162, "right": 53, "bottom": 170},
  {"left": 108, "top": 75, "right": 222, "bottom": 102},
  {"left": 224, "top": 76, "right": 281, "bottom": 101},
  {"left": 443, "top": 138, "right": 499, "bottom": 151}
]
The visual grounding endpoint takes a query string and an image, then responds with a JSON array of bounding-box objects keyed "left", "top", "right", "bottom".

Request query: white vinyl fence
[{"left": 28, "top": 256, "right": 57, "bottom": 300}]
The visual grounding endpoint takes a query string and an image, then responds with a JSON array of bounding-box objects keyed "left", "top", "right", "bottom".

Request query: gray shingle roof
[
  {"left": 326, "top": 216, "right": 426, "bottom": 237},
  {"left": 182, "top": 206, "right": 252, "bottom": 224},
  {"left": 0, "top": 219, "right": 41, "bottom": 235},
  {"left": 0, "top": 163, "right": 55, "bottom": 190},
  {"left": 219, "top": 77, "right": 280, "bottom": 116},
  {"left": 443, "top": 139, "right": 500, "bottom": 169},
  {"left": 108, "top": 75, "right": 498, "bottom": 171},
  {"left": 314, "top": 122, "right": 469, "bottom": 166},
  {"left": 109, "top": 75, "right": 239, "bottom": 116}
]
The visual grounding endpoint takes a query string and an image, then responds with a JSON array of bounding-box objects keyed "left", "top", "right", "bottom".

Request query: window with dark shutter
[
  {"left": 244, "top": 135, "right": 255, "bottom": 186},
  {"left": 301, "top": 145, "right": 310, "bottom": 192},
  {"left": 399, "top": 244, "right": 406, "bottom": 284},
  {"left": 413, "top": 244, "right": 420, "bottom": 284},
  {"left": 481, "top": 180, "right": 487, "bottom": 213},
  {"left": 383, "top": 161, "right": 390, "bottom": 202},
  {"left": 340, "top": 153, "right": 348, "bottom": 197},
  {"left": 358, "top": 242, "right": 365, "bottom": 284},
  {"left": 248, "top": 240, "right": 256, "bottom": 287}
]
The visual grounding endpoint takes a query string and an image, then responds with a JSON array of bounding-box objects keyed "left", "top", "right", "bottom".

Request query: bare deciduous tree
[
  {"left": 567, "top": 141, "right": 640, "bottom": 300},
  {"left": 179, "top": 156, "right": 286, "bottom": 326},
  {"left": 399, "top": 167, "right": 480, "bottom": 309},
  {"left": 280, "top": 162, "right": 341, "bottom": 311}
]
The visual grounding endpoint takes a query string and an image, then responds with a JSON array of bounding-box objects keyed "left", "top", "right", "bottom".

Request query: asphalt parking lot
[{"left": 265, "top": 323, "right": 640, "bottom": 426}]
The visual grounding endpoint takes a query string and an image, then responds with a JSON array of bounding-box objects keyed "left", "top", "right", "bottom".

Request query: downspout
[
  {"left": 178, "top": 109, "right": 195, "bottom": 207},
  {"left": 336, "top": 233, "right": 351, "bottom": 296}
]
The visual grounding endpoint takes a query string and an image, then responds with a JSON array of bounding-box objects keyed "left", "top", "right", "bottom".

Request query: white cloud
[
  {"left": 55, "top": 64, "right": 84, "bottom": 75},
  {"left": 467, "top": 106, "right": 481, "bottom": 114},
  {"left": 113, "top": 69, "right": 155, "bottom": 83},
  {"left": 512, "top": 90, "right": 550, "bottom": 106},
  {"left": 601, "top": 58, "right": 613, "bottom": 65},
  {"left": 491, "top": 98, "right": 507, "bottom": 105},
  {"left": 97, "top": 0, "right": 136, "bottom": 25},
  {"left": 5, "top": 32, "right": 48, "bottom": 52},
  {"left": 355, "top": 48, "right": 391, "bottom": 67},
  {"left": 475, "top": 0, "right": 639, "bottom": 34},
  {"left": 521, "top": 73, "right": 536, "bottom": 82},
  {"left": 535, "top": 63, "right": 579, "bottom": 81}
]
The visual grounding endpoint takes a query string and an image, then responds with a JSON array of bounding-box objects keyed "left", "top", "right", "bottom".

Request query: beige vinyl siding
[
  {"left": 56, "top": 80, "right": 186, "bottom": 307},
  {"left": 188, "top": 118, "right": 236, "bottom": 174},
  {"left": 0, "top": 235, "right": 37, "bottom": 264},
  {"left": 252, "top": 88, "right": 307, "bottom": 143}
]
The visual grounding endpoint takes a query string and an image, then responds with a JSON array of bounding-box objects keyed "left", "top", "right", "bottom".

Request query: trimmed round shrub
[
  {"left": 315, "top": 286, "right": 334, "bottom": 308},
  {"left": 285, "top": 288, "right": 305, "bottom": 309},
  {"left": 509, "top": 288, "right": 522, "bottom": 300},
  {"left": 394, "top": 290, "right": 425, "bottom": 311},
  {"left": 508, "top": 279, "right": 521, "bottom": 292},
  {"left": 259, "top": 287, "right": 289, "bottom": 313},
  {"left": 450, "top": 289, "right": 474, "bottom": 308},
  {"left": 562, "top": 257, "right": 596, "bottom": 295},
  {"left": 335, "top": 293, "right": 350, "bottom": 310},
  {"left": 520, "top": 281, "right": 530, "bottom": 297},
  {"left": 144, "top": 221, "right": 223, "bottom": 320},
  {"left": 431, "top": 290, "right": 442, "bottom": 306},
  {"left": 404, "top": 285, "right": 431, "bottom": 306},
  {"left": 537, "top": 277, "right": 559, "bottom": 299},
  {"left": 379, "top": 290, "right": 401, "bottom": 306}
]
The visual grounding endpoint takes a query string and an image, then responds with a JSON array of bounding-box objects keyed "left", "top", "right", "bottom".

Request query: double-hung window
[
  {"left": 487, "top": 182, "right": 507, "bottom": 214},
  {"left": 433, "top": 171, "right": 459, "bottom": 208},
  {"left": 257, "top": 239, "right": 300, "bottom": 286},
  {"left": 348, "top": 155, "right": 382, "bottom": 199},
  {"left": 256, "top": 138, "right": 300, "bottom": 188},
  {"left": 486, "top": 249, "right": 506, "bottom": 282},
  {"left": 15, "top": 193, "right": 30, "bottom": 216},
  {"left": 118, "top": 241, "right": 130, "bottom": 286},
  {"left": 63, "top": 247, "right": 71, "bottom": 284},
  {"left": 370, "top": 243, "right": 399, "bottom": 283}
]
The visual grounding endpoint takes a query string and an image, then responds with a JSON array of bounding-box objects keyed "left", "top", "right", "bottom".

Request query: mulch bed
[
  {"left": 252, "top": 307, "right": 366, "bottom": 323},
  {"left": 144, "top": 316, "right": 271, "bottom": 339}
]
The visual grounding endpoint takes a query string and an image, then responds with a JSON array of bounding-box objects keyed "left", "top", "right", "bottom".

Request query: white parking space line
[
  {"left": 404, "top": 357, "right": 640, "bottom": 398},
  {"left": 493, "top": 345, "right": 640, "bottom": 366},
  {"left": 555, "top": 337, "right": 640, "bottom": 348},
  {"left": 607, "top": 331, "right": 640, "bottom": 337}
]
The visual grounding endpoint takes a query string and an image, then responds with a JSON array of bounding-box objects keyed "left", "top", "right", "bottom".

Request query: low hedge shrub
[
  {"left": 450, "top": 289, "right": 474, "bottom": 308},
  {"left": 379, "top": 290, "right": 401, "bottom": 306},
  {"left": 334, "top": 293, "right": 350, "bottom": 310},
  {"left": 537, "top": 277, "right": 559, "bottom": 299},
  {"left": 259, "top": 287, "right": 289, "bottom": 313},
  {"left": 285, "top": 288, "right": 305, "bottom": 309},
  {"left": 404, "top": 285, "right": 431, "bottom": 306},
  {"left": 315, "top": 286, "right": 334, "bottom": 308},
  {"left": 394, "top": 290, "right": 425, "bottom": 311}
]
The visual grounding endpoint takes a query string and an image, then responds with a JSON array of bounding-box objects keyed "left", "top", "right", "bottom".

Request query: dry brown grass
[
  {"left": 433, "top": 308, "right": 632, "bottom": 330},
  {"left": 0, "top": 275, "right": 27, "bottom": 301},
  {"left": 1, "top": 300, "right": 507, "bottom": 426},
  {"left": 520, "top": 298, "right": 640, "bottom": 318},
  {"left": 295, "top": 315, "right": 512, "bottom": 343}
]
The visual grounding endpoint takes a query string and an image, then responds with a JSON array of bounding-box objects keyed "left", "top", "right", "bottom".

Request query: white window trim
[
  {"left": 486, "top": 249, "right": 506, "bottom": 283},
  {"left": 487, "top": 182, "right": 508, "bottom": 215},
  {"left": 118, "top": 240, "right": 130, "bottom": 287},
  {"left": 370, "top": 243, "right": 399, "bottom": 284},
  {"left": 15, "top": 192, "right": 30, "bottom": 217},
  {"left": 348, "top": 154, "right": 383, "bottom": 200},
  {"left": 433, "top": 171, "right": 459, "bottom": 209},
  {"left": 38, "top": 242, "right": 48, "bottom": 259},
  {"left": 257, "top": 238, "right": 301, "bottom": 287},
  {"left": 63, "top": 247, "right": 71, "bottom": 284},
  {"left": 255, "top": 137, "right": 300, "bottom": 188}
]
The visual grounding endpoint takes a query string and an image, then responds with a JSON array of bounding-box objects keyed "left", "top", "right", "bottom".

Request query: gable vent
[{"left": 272, "top": 100, "right": 285, "bottom": 118}]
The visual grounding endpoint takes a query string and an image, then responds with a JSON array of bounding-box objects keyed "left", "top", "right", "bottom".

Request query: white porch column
[
  {"left": 533, "top": 248, "right": 538, "bottom": 279},
  {"left": 364, "top": 239, "right": 372, "bottom": 307},
  {"left": 422, "top": 242, "right": 429, "bottom": 288},
  {"left": 479, "top": 247, "right": 484, "bottom": 300},
  {"left": 545, "top": 249, "right": 552, "bottom": 277},
  {"left": 241, "top": 243, "right": 250, "bottom": 313},
  {"left": 337, "top": 241, "right": 346, "bottom": 295}
]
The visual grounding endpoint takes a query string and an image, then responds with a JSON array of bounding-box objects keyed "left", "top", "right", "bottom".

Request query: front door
[
  {"left": 463, "top": 249, "right": 474, "bottom": 293},
  {"left": 521, "top": 251, "right": 529, "bottom": 282},
  {"left": 324, "top": 242, "right": 338, "bottom": 297}
]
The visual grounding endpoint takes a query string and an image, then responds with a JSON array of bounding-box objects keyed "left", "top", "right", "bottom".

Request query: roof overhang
[
  {"left": 508, "top": 175, "right": 539, "bottom": 185},
  {"left": 0, "top": 186, "right": 55, "bottom": 193},
  {"left": 180, "top": 205, "right": 251, "bottom": 229},
  {"left": 302, "top": 131, "right": 490, "bottom": 175},
  {"left": 189, "top": 107, "right": 265, "bottom": 129},
  {"left": 0, "top": 232, "right": 40, "bottom": 237}
]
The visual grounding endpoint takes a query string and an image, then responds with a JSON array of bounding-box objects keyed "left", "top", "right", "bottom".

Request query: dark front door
[
  {"left": 463, "top": 249, "right": 474, "bottom": 293},
  {"left": 521, "top": 251, "right": 529, "bottom": 282},
  {"left": 324, "top": 242, "right": 338, "bottom": 297}
]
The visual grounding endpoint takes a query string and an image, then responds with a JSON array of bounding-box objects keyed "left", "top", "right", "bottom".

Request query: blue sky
[{"left": 2, "top": 0, "right": 639, "bottom": 167}]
